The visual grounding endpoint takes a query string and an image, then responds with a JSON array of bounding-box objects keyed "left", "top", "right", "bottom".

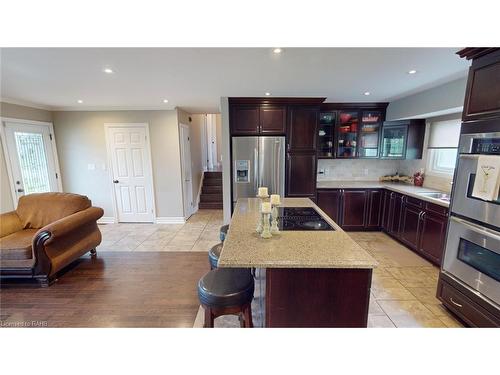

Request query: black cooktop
[{"left": 277, "top": 207, "right": 335, "bottom": 231}]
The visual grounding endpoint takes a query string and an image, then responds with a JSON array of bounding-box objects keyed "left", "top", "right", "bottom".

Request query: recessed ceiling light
[
  {"left": 265, "top": 92, "right": 271, "bottom": 96},
  {"left": 77, "top": 99, "right": 83, "bottom": 104},
  {"left": 408, "top": 69, "right": 417, "bottom": 74},
  {"left": 163, "top": 99, "right": 169, "bottom": 103},
  {"left": 103, "top": 68, "right": 114, "bottom": 74},
  {"left": 364, "top": 91, "right": 371, "bottom": 96},
  {"left": 273, "top": 48, "right": 282, "bottom": 54}
]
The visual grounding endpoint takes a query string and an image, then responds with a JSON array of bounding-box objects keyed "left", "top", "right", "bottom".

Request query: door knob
[
  {"left": 17, "top": 188, "right": 24, "bottom": 193},
  {"left": 113, "top": 180, "right": 119, "bottom": 183}
]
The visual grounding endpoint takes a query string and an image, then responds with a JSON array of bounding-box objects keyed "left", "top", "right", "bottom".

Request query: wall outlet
[{"left": 318, "top": 168, "right": 325, "bottom": 175}]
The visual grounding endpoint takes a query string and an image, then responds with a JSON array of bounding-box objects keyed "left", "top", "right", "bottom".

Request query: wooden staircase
[{"left": 199, "top": 171, "right": 223, "bottom": 209}]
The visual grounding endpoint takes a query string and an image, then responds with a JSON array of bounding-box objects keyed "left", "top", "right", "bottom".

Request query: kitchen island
[{"left": 218, "top": 197, "right": 378, "bottom": 327}]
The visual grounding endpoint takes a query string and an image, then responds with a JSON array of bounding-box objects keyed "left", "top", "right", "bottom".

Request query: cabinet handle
[{"left": 449, "top": 297, "right": 463, "bottom": 308}]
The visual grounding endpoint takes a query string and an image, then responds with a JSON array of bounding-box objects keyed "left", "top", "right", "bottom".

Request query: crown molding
[{"left": 0, "top": 97, "right": 54, "bottom": 111}]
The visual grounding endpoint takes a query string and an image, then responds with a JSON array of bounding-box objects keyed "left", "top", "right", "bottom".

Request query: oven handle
[{"left": 450, "top": 216, "right": 500, "bottom": 240}]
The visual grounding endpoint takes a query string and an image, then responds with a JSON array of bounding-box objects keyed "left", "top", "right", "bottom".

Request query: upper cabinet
[
  {"left": 317, "top": 103, "right": 388, "bottom": 159},
  {"left": 381, "top": 119, "right": 425, "bottom": 160},
  {"left": 458, "top": 48, "right": 500, "bottom": 123},
  {"left": 230, "top": 104, "right": 286, "bottom": 135},
  {"left": 287, "top": 106, "right": 320, "bottom": 151}
]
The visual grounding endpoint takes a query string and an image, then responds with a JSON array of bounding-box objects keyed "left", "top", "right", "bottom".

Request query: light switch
[{"left": 87, "top": 163, "right": 95, "bottom": 170}]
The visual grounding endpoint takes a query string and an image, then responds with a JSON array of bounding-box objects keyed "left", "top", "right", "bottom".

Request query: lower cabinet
[{"left": 317, "top": 188, "right": 449, "bottom": 266}]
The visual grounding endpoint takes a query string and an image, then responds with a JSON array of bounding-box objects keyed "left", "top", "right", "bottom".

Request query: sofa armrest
[
  {"left": 0, "top": 211, "right": 23, "bottom": 238},
  {"left": 39, "top": 206, "right": 104, "bottom": 243}
]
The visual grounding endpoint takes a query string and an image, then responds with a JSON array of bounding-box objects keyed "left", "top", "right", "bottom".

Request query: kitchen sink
[{"left": 417, "top": 191, "right": 451, "bottom": 202}]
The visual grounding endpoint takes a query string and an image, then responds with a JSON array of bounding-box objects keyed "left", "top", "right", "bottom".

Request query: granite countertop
[
  {"left": 218, "top": 198, "right": 378, "bottom": 269},
  {"left": 316, "top": 180, "right": 450, "bottom": 207}
]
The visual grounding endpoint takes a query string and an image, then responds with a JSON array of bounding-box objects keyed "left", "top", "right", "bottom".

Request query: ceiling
[{"left": 0, "top": 48, "right": 470, "bottom": 113}]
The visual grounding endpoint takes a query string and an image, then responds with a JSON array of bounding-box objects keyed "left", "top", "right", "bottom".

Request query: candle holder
[
  {"left": 260, "top": 213, "right": 272, "bottom": 239},
  {"left": 270, "top": 204, "right": 280, "bottom": 234},
  {"left": 256, "top": 197, "right": 265, "bottom": 233}
]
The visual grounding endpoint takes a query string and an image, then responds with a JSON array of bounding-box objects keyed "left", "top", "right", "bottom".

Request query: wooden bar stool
[
  {"left": 208, "top": 242, "right": 223, "bottom": 269},
  {"left": 197, "top": 268, "right": 254, "bottom": 328},
  {"left": 220, "top": 224, "right": 229, "bottom": 242}
]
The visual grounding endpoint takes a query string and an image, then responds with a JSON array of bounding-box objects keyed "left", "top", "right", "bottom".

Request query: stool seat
[
  {"left": 220, "top": 224, "right": 229, "bottom": 242},
  {"left": 208, "top": 243, "right": 223, "bottom": 269},
  {"left": 198, "top": 268, "right": 254, "bottom": 308}
]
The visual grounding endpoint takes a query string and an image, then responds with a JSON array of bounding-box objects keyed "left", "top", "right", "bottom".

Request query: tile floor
[
  {"left": 99, "top": 209, "right": 463, "bottom": 328},
  {"left": 98, "top": 209, "right": 223, "bottom": 253}
]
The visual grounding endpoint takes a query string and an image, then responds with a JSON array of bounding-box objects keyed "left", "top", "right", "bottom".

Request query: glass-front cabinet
[
  {"left": 381, "top": 124, "right": 408, "bottom": 159},
  {"left": 318, "top": 112, "right": 336, "bottom": 157},
  {"left": 359, "top": 111, "right": 382, "bottom": 158},
  {"left": 337, "top": 111, "right": 359, "bottom": 158}
]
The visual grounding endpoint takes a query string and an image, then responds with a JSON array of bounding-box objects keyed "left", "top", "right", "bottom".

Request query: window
[{"left": 426, "top": 119, "right": 461, "bottom": 177}]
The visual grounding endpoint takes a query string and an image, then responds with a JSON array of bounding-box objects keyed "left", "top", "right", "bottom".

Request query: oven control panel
[{"left": 471, "top": 137, "right": 500, "bottom": 154}]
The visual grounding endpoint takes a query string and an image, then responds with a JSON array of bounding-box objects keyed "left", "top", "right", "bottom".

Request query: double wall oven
[{"left": 442, "top": 131, "right": 500, "bottom": 308}]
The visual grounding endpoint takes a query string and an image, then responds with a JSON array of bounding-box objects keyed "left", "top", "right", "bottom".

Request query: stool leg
[
  {"left": 204, "top": 307, "right": 214, "bottom": 328},
  {"left": 243, "top": 304, "right": 253, "bottom": 328},
  {"left": 239, "top": 313, "right": 245, "bottom": 328}
]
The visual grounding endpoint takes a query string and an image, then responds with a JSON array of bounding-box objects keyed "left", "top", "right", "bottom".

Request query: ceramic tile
[{"left": 368, "top": 315, "right": 396, "bottom": 328}]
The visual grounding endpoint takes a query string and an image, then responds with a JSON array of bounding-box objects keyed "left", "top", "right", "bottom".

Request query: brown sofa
[{"left": 0, "top": 192, "right": 104, "bottom": 286}]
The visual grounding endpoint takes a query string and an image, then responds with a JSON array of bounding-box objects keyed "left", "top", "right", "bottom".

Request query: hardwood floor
[{"left": 0, "top": 252, "right": 209, "bottom": 328}]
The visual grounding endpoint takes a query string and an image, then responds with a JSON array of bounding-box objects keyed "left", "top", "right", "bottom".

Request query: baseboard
[
  {"left": 97, "top": 216, "right": 116, "bottom": 224},
  {"left": 155, "top": 217, "right": 186, "bottom": 224}
]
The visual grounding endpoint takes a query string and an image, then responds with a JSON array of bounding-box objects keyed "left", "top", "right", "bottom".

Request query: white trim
[
  {"left": 196, "top": 172, "right": 205, "bottom": 208},
  {"left": 97, "top": 216, "right": 116, "bottom": 224},
  {"left": 155, "top": 216, "right": 186, "bottom": 224},
  {"left": 0, "top": 98, "right": 53, "bottom": 111},
  {"left": 179, "top": 123, "right": 195, "bottom": 219},
  {"left": 104, "top": 122, "right": 157, "bottom": 223},
  {"left": 0, "top": 117, "right": 63, "bottom": 208}
]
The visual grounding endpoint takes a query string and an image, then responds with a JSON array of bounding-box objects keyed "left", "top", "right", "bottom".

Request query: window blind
[{"left": 427, "top": 119, "right": 461, "bottom": 149}]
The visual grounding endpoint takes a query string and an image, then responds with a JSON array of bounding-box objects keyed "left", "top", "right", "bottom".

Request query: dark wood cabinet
[
  {"left": 459, "top": 48, "right": 500, "bottom": 122},
  {"left": 316, "top": 189, "right": 341, "bottom": 223},
  {"left": 230, "top": 105, "right": 260, "bottom": 135},
  {"left": 286, "top": 153, "right": 317, "bottom": 197},
  {"left": 381, "top": 190, "right": 392, "bottom": 231},
  {"left": 342, "top": 190, "right": 368, "bottom": 230},
  {"left": 366, "top": 190, "right": 383, "bottom": 228},
  {"left": 418, "top": 210, "right": 448, "bottom": 264},
  {"left": 399, "top": 202, "right": 422, "bottom": 250},
  {"left": 287, "top": 106, "right": 319, "bottom": 151},
  {"left": 260, "top": 106, "right": 287, "bottom": 134},
  {"left": 389, "top": 192, "right": 404, "bottom": 238},
  {"left": 380, "top": 120, "right": 426, "bottom": 160}
]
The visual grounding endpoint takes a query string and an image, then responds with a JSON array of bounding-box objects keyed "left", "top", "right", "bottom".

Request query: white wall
[
  {"left": 386, "top": 77, "right": 467, "bottom": 120},
  {"left": 0, "top": 102, "right": 54, "bottom": 213},
  {"left": 220, "top": 98, "right": 231, "bottom": 224},
  {"left": 52, "top": 110, "right": 185, "bottom": 219},
  {"left": 185, "top": 113, "right": 205, "bottom": 210}
]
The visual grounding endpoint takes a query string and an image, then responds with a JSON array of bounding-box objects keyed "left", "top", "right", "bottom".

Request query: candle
[
  {"left": 258, "top": 187, "right": 268, "bottom": 197},
  {"left": 261, "top": 202, "right": 272, "bottom": 213},
  {"left": 270, "top": 194, "right": 281, "bottom": 205}
]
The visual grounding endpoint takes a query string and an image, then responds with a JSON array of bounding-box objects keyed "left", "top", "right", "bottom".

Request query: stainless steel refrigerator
[{"left": 232, "top": 136, "right": 285, "bottom": 206}]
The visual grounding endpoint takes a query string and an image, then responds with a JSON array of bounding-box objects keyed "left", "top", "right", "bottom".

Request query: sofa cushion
[
  {"left": 16, "top": 193, "right": 91, "bottom": 229},
  {"left": 0, "top": 229, "right": 37, "bottom": 260}
]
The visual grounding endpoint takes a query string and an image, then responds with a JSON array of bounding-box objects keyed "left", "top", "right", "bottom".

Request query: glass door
[
  {"left": 381, "top": 125, "right": 408, "bottom": 159},
  {"left": 359, "top": 111, "right": 381, "bottom": 158},
  {"left": 318, "top": 112, "right": 336, "bottom": 158},
  {"left": 3, "top": 121, "right": 60, "bottom": 202},
  {"left": 336, "top": 111, "right": 359, "bottom": 158}
]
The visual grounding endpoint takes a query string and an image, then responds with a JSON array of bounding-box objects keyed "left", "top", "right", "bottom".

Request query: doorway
[
  {"left": 105, "top": 123, "right": 155, "bottom": 223},
  {"left": 1, "top": 118, "right": 62, "bottom": 206},
  {"left": 179, "top": 123, "right": 194, "bottom": 219}
]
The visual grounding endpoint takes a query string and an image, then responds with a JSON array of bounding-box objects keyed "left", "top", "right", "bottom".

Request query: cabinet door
[
  {"left": 260, "top": 106, "right": 287, "bottom": 134},
  {"left": 287, "top": 106, "right": 319, "bottom": 151},
  {"left": 381, "top": 190, "right": 392, "bottom": 232},
  {"left": 400, "top": 202, "right": 422, "bottom": 250},
  {"left": 389, "top": 193, "right": 404, "bottom": 238},
  {"left": 366, "top": 190, "right": 382, "bottom": 228},
  {"left": 230, "top": 105, "right": 260, "bottom": 135},
  {"left": 316, "top": 190, "right": 342, "bottom": 224},
  {"left": 419, "top": 212, "right": 448, "bottom": 265},
  {"left": 342, "top": 190, "right": 368, "bottom": 230},
  {"left": 463, "top": 50, "right": 500, "bottom": 122},
  {"left": 380, "top": 125, "right": 407, "bottom": 159},
  {"left": 286, "top": 152, "right": 316, "bottom": 197}
]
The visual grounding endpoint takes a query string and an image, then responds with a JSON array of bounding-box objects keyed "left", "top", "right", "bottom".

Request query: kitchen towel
[{"left": 472, "top": 155, "right": 500, "bottom": 201}]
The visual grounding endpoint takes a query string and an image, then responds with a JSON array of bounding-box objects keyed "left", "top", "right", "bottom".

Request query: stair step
[
  {"left": 203, "top": 178, "right": 222, "bottom": 186},
  {"left": 204, "top": 171, "right": 222, "bottom": 179},
  {"left": 199, "top": 201, "right": 223, "bottom": 209},
  {"left": 202, "top": 185, "right": 222, "bottom": 194},
  {"left": 200, "top": 193, "right": 223, "bottom": 202}
]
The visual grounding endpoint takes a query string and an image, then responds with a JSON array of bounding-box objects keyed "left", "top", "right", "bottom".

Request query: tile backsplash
[{"left": 317, "top": 159, "right": 399, "bottom": 181}]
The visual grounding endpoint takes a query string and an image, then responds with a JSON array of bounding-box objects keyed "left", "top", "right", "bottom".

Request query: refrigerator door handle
[{"left": 254, "top": 146, "right": 259, "bottom": 193}]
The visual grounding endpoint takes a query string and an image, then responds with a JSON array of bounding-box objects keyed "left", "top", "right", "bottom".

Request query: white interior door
[
  {"left": 180, "top": 124, "right": 194, "bottom": 218},
  {"left": 106, "top": 124, "right": 155, "bottom": 223},
  {"left": 2, "top": 120, "right": 61, "bottom": 203}
]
